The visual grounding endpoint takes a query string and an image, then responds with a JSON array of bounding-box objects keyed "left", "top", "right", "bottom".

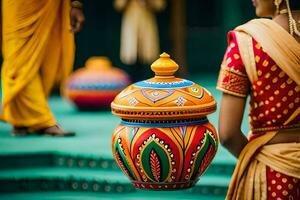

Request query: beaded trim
[
  {"left": 121, "top": 117, "right": 209, "bottom": 127},
  {"left": 131, "top": 179, "right": 198, "bottom": 190},
  {"left": 111, "top": 104, "right": 216, "bottom": 119},
  {"left": 220, "top": 64, "right": 248, "bottom": 77},
  {"left": 134, "top": 79, "right": 194, "bottom": 89},
  {"left": 252, "top": 123, "right": 300, "bottom": 133}
]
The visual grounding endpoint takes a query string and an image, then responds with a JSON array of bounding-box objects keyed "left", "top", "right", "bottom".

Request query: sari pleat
[{"left": 1, "top": 0, "right": 74, "bottom": 130}]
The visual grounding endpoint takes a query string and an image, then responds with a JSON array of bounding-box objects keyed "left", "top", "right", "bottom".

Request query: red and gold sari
[{"left": 217, "top": 19, "right": 300, "bottom": 200}]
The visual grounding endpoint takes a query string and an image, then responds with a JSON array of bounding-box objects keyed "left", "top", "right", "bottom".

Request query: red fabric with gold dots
[
  {"left": 217, "top": 31, "right": 250, "bottom": 97},
  {"left": 217, "top": 31, "right": 300, "bottom": 135},
  {"left": 267, "top": 166, "right": 300, "bottom": 200},
  {"left": 249, "top": 35, "right": 300, "bottom": 134}
]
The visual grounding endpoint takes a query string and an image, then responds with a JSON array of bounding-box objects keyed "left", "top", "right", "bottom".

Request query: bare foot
[
  {"left": 38, "top": 125, "right": 76, "bottom": 137},
  {"left": 12, "top": 126, "right": 29, "bottom": 136}
]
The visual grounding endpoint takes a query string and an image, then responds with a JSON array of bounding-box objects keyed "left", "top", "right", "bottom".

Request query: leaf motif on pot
[
  {"left": 140, "top": 140, "right": 171, "bottom": 182},
  {"left": 115, "top": 150, "right": 133, "bottom": 179},
  {"left": 191, "top": 130, "right": 217, "bottom": 180},
  {"left": 150, "top": 150, "right": 161, "bottom": 182},
  {"left": 114, "top": 138, "right": 138, "bottom": 181},
  {"left": 199, "top": 144, "right": 214, "bottom": 175}
]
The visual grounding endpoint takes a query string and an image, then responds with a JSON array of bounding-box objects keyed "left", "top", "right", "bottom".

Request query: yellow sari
[
  {"left": 225, "top": 19, "right": 300, "bottom": 200},
  {"left": 1, "top": 0, "right": 74, "bottom": 131}
]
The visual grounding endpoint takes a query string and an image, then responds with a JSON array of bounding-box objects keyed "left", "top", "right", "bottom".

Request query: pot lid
[{"left": 111, "top": 53, "right": 216, "bottom": 120}]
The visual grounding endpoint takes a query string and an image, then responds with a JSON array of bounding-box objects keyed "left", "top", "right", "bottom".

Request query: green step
[
  {"left": 0, "top": 152, "right": 235, "bottom": 176},
  {"left": 0, "top": 191, "right": 226, "bottom": 200},
  {"left": 0, "top": 167, "right": 230, "bottom": 196}
]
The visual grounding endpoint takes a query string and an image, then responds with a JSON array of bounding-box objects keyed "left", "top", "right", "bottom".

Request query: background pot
[{"left": 64, "top": 57, "right": 130, "bottom": 110}]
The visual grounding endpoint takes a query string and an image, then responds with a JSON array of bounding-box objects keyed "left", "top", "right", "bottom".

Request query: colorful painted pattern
[
  {"left": 111, "top": 53, "right": 218, "bottom": 190},
  {"left": 111, "top": 53, "right": 216, "bottom": 119},
  {"left": 115, "top": 79, "right": 210, "bottom": 106},
  {"left": 65, "top": 57, "right": 130, "bottom": 109},
  {"left": 112, "top": 81, "right": 216, "bottom": 119},
  {"left": 134, "top": 79, "right": 194, "bottom": 89},
  {"left": 112, "top": 121, "right": 218, "bottom": 190}
]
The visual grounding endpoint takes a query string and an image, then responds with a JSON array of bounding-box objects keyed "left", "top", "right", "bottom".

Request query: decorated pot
[
  {"left": 64, "top": 57, "right": 130, "bottom": 110},
  {"left": 111, "top": 53, "right": 218, "bottom": 190}
]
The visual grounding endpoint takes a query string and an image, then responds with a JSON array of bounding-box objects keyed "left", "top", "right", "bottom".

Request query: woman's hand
[{"left": 70, "top": 7, "right": 85, "bottom": 33}]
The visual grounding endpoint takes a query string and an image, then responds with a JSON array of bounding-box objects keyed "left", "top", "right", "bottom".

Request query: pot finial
[{"left": 150, "top": 53, "right": 179, "bottom": 76}]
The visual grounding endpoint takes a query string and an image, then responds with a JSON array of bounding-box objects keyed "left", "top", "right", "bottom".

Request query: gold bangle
[
  {"left": 71, "top": 1, "right": 83, "bottom": 9},
  {"left": 279, "top": 9, "right": 288, "bottom": 14}
]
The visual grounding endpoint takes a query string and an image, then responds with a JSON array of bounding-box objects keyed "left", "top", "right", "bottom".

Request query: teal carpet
[{"left": 0, "top": 74, "right": 250, "bottom": 199}]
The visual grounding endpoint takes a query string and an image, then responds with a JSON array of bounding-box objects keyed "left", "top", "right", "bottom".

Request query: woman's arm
[{"left": 218, "top": 93, "right": 248, "bottom": 158}]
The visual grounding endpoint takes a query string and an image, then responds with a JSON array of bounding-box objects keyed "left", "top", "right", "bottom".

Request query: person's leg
[
  {"left": 4, "top": 73, "right": 74, "bottom": 136},
  {"left": 4, "top": 73, "right": 56, "bottom": 133}
]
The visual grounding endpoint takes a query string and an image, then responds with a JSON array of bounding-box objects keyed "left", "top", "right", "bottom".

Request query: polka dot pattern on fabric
[
  {"left": 266, "top": 166, "right": 300, "bottom": 200},
  {"left": 217, "top": 31, "right": 300, "bottom": 136},
  {"left": 248, "top": 38, "right": 300, "bottom": 133}
]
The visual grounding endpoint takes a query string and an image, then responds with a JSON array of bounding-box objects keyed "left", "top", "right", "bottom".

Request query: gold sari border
[{"left": 235, "top": 18, "right": 300, "bottom": 86}]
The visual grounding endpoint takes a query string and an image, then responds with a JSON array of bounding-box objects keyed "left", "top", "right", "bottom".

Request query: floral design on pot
[{"left": 111, "top": 53, "right": 218, "bottom": 190}]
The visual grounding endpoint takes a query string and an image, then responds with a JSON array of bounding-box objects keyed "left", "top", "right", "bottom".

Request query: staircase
[{"left": 0, "top": 150, "right": 234, "bottom": 195}]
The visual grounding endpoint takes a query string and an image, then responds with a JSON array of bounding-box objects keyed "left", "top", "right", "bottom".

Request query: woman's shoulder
[
  {"left": 234, "top": 18, "right": 273, "bottom": 29},
  {"left": 226, "top": 27, "right": 269, "bottom": 64},
  {"left": 226, "top": 25, "right": 264, "bottom": 55},
  {"left": 228, "top": 18, "right": 273, "bottom": 38},
  {"left": 226, "top": 31, "right": 237, "bottom": 43}
]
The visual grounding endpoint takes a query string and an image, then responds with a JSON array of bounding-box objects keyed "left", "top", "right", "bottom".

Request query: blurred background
[
  {"left": 73, "top": 0, "right": 255, "bottom": 78},
  {"left": 0, "top": 0, "right": 256, "bottom": 200}
]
